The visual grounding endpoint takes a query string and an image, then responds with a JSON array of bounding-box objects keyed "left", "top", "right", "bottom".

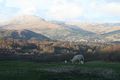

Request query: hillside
[
  {"left": 0, "top": 29, "right": 50, "bottom": 40},
  {"left": 67, "top": 22, "right": 120, "bottom": 34},
  {"left": 0, "top": 15, "right": 119, "bottom": 42},
  {"left": 65, "top": 22, "right": 120, "bottom": 42},
  {"left": 102, "top": 30, "right": 120, "bottom": 41},
  {"left": 0, "top": 15, "right": 96, "bottom": 41}
]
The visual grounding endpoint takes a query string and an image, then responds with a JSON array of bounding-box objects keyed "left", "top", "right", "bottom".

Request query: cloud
[
  {"left": 5, "top": 0, "right": 83, "bottom": 20},
  {"left": 5, "top": 0, "right": 38, "bottom": 15},
  {"left": 90, "top": 1, "right": 120, "bottom": 16},
  {"left": 0, "top": 0, "right": 18, "bottom": 22},
  {"left": 0, "top": 0, "right": 120, "bottom": 22},
  {"left": 81, "top": 0, "right": 120, "bottom": 22},
  {"left": 0, "top": 0, "right": 3, "bottom": 2},
  {"left": 101, "top": 3, "right": 120, "bottom": 16},
  {"left": 46, "top": 0, "right": 83, "bottom": 20},
  {"left": 106, "top": 0, "right": 120, "bottom": 3}
]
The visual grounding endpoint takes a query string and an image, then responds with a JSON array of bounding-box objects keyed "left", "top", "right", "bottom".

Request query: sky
[{"left": 0, "top": 0, "right": 120, "bottom": 23}]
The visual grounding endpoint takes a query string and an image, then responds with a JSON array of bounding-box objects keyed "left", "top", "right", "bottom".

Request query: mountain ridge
[{"left": 0, "top": 15, "right": 119, "bottom": 42}]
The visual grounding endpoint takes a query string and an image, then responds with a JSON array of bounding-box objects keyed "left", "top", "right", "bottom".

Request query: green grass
[{"left": 0, "top": 61, "right": 120, "bottom": 80}]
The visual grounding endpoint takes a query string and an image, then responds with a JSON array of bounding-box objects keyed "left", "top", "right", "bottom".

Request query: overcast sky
[{"left": 0, "top": 0, "right": 120, "bottom": 22}]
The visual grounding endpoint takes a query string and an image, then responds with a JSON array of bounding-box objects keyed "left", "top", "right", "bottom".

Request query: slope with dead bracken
[{"left": 0, "top": 29, "right": 50, "bottom": 40}]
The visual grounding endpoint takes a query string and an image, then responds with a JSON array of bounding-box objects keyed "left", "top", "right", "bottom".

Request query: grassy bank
[{"left": 0, "top": 61, "right": 120, "bottom": 80}]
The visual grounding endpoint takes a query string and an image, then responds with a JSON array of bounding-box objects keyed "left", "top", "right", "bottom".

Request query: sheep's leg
[
  {"left": 78, "top": 59, "right": 81, "bottom": 64},
  {"left": 71, "top": 59, "right": 74, "bottom": 64}
]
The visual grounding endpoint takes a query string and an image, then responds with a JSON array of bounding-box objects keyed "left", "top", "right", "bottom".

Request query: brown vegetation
[{"left": 0, "top": 38, "right": 120, "bottom": 62}]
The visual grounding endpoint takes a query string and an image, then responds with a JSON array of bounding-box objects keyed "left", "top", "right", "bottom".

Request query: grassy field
[{"left": 0, "top": 61, "right": 120, "bottom": 80}]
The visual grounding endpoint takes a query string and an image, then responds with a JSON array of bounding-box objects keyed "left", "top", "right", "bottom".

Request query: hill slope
[
  {"left": 67, "top": 22, "right": 120, "bottom": 34},
  {"left": 0, "top": 15, "right": 96, "bottom": 41},
  {"left": 0, "top": 15, "right": 119, "bottom": 42},
  {"left": 0, "top": 29, "right": 50, "bottom": 40},
  {"left": 102, "top": 30, "right": 120, "bottom": 41}
]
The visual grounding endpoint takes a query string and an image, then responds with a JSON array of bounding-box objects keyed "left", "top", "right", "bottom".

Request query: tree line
[{"left": 0, "top": 38, "right": 120, "bottom": 62}]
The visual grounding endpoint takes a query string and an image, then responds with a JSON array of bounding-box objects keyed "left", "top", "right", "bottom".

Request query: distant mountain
[
  {"left": 0, "top": 15, "right": 96, "bottom": 41},
  {"left": 102, "top": 30, "right": 120, "bottom": 41},
  {"left": 66, "top": 22, "right": 120, "bottom": 34},
  {"left": 0, "top": 15, "right": 119, "bottom": 42},
  {"left": 0, "top": 29, "right": 50, "bottom": 40},
  {"left": 1, "top": 15, "right": 60, "bottom": 30},
  {"left": 102, "top": 30, "right": 120, "bottom": 35}
]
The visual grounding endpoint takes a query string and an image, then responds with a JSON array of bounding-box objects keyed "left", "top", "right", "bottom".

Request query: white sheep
[
  {"left": 71, "top": 54, "right": 84, "bottom": 64},
  {"left": 64, "top": 60, "right": 67, "bottom": 64}
]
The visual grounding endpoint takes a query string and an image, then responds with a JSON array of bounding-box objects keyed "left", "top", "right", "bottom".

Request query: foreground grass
[{"left": 0, "top": 61, "right": 120, "bottom": 80}]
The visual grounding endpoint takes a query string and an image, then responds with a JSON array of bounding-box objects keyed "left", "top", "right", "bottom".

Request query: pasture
[{"left": 0, "top": 61, "right": 120, "bottom": 80}]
